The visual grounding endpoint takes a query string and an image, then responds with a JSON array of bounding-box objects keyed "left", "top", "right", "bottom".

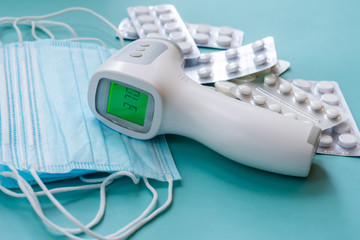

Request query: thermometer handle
[{"left": 161, "top": 77, "right": 320, "bottom": 177}]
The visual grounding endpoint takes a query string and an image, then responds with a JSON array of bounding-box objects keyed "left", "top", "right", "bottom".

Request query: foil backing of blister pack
[
  {"left": 184, "top": 37, "right": 278, "bottom": 84},
  {"left": 286, "top": 79, "right": 360, "bottom": 156},
  {"left": 127, "top": 4, "right": 200, "bottom": 65},
  {"left": 229, "top": 74, "right": 348, "bottom": 130}
]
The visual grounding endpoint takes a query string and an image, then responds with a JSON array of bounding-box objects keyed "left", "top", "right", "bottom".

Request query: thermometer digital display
[{"left": 88, "top": 38, "right": 321, "bottom": 177}]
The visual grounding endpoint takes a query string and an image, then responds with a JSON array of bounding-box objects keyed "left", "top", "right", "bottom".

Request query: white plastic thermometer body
[{"left": 88, "top": 38, "right": 321, "bottom": 177}]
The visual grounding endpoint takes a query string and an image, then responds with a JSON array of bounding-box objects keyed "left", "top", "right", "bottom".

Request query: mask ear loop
[
  {"left": 31, "top": 21, "right": 55, "bottom": 40},
  {"left": 13, "top": 7, "right": 124, "bottom": 47}
]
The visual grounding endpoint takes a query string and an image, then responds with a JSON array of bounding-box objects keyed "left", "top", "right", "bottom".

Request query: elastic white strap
[
  {"left": 61, "top": 37, "right": 106, "bottom": 46},
  {"left": 1, "top": 166, "right": 174, "bottom": 240},
  {"left": 12, "top": 7, "right": 124, "bottom": 46},
  {"left": 31, "top": 21, "right": 55, "bottom": 40},
  {"left": 37, "top": 20, "right": 78, "bottom": 38}
]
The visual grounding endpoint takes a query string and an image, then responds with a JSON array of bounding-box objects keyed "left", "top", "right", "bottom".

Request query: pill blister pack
[
  {"left": 127, "top": 4, "right": 200, "bottom": 65},
  {"left": 184, "top": 37, "right": 278, "bottom": 84},
  {"left": 285, "top": 79, "right": 360, "bottom": 156},
  {"left": 228, "top": 74, "right": 348, "bottom": 130},
  {"left": 185, "top": 23, "right": 244, "bottom": 49},
  {"left": 117, "top": 18, "right": 244, "bottom": 50}
]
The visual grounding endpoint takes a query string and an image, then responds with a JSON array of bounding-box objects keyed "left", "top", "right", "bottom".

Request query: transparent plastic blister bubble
[
  {"left": 185, "top": 23, "right": 244, "bottom": 49},
  {"left": 228, "top": 74, "right": 348, "bottom": 130},
  {"left": 127, "top": 4, "right": 200, "bottom": 65},
  {"left": 184, "top": 37, "right": 278, "bottom": 84},
  {"left": 117, "top": 18, "right": 139, "bottom": 40},
  {"left": 286, "top": 79, "right": 360, "bottom": 156}
]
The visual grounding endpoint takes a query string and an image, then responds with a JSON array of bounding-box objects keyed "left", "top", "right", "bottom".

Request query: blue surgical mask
[{"left": 0, "top": 14, "right": 181, "bottom": 238}]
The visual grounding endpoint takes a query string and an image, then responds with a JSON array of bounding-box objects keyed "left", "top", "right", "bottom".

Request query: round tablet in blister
[
  {"left": 338, "top": 133, "right": 358, "bottom": 149},
  {"left": 321, "top": 93, "right": 339, "bottom": 106},
  {"left": 216, "top": 35, "right": 232, "bottom": 47},
  {"left": 193, "top": 33, "right": 209, "bottom": 44},
  {"left": 253, "top": 95, "right": 266, "bottom": 105},
  {"left": 146, "top": 33, "right": 163, "bottom": 38},
  {"left": 253, "top": 54, "right": 267, "bottom": 66},
  {"left": 269, "top": 104, "right": 282, "bottom": 113},
  {"left": 317, "top": 81, "right": 334, "bottom": 94},
  {"left": 264, "top": 74, "right": 278, "bottom": 86},
  {"left": 284, "top": 112, "right": 298, "bottom": 119},
  {"left": 159, "top": 13, "right": 176, "bottom": 24},
  {"left": 126, "top": 27, "right": 139, "bottom": 38},
  {"left": 279, "top": 83, "right": 292, "bottom": 94},
  {"left": 178, "top": 41, "right": 192, "bottom": 54},
  {"left": 138, "top": 15, "right": 155, "bottom": 24},
  {"left": 252, "top": 40, "right": 265, "bottom": 52},
  {"left": 326, "top": 108, "right": 340, "bottom": 119},
  {"left": 319, "top": 134, "right": 333, "bottom": 148},
  {"left": 333, "top": 121, "right": 352, "bottom": 134},
  {"left": 226, "top": 62, "right": 240, "bottom": 73},
  {"left": 134, "top": 6, "right": 150, "bottom": 16},
  {"left": 142, "top": 24, "right": 159, "bottom": 34},
  {"left": 218, "top": 27, "right": 234, "bottom": 37},
  {"left": 310, "top": 100, "right": 323, "bottom": 111},
  {"left": 225, "top": 48, "right": 238, "bottom": 59},
  {"left": 214, "top": 81, "right": 236, "bottom": 97},
  {"left": 197, "top": 67, "right": 212, "bottom": 78},
  {"left": 169, "top": 31, "right": 186, "bottom": 42},
  {"left": 294, "top": 91, "right": 308, "bottom": 102},
  {"left": 237, "top": 85, "right": 252, "bottom": 96},
  {"left": 165, "top": 22, "right": 180, "bottom": 33},
  {"left": 198, "top": 53, "right": 212, "bottom": 64},
  {"left": 196, "top": 24, "right": 211, "bottom": 35},
  {"left": 292, "top": 79, "right": 311, "bottom": 92},
  {"left": 154, "top": 5, "right": 171, "bottom": 15}
]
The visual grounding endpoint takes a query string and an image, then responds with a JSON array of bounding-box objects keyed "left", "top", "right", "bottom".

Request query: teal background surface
[{"left": 1, "top": 0, "right": 360, "bottom": 239}]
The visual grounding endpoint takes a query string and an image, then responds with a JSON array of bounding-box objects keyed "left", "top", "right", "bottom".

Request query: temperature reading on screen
[{"left": 107, "top": 82, "right": 149, "bottom": 126}]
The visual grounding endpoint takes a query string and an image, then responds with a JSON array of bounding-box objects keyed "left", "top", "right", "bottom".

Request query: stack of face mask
[{"left": 0, "top": 7, "right": 181, "bottom": 240}]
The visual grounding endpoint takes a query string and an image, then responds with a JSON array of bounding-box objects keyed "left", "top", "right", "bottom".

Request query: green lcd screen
[{"left": 106, "top": 82, "right": 149, "bottom": 126}]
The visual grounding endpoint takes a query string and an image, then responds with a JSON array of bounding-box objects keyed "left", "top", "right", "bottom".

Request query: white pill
[
  {"left": 264, "top": 73, "right": 278, "bottom": 86},
  {"left": 164, "top": 22, "right": 180, "bottom": 33},
  {"left": 317, "top": 81, "right": 334, "bottom": 94},
  {"left": 225, "top": 48, "right": 238, "bottom": 59},
  {"left": 253, "top": 95, "right": 266, "bottom": 105},
  {"left": 252, "top": 40, "right": 265, "bottom": 51},
  {"left": 126, "top": 27, "right": 139, "bottom": 38},
  {"left": 169, "top": 31, "right": 186, "bottom": 42},
  {"left": 159, "top": 13, "right": 175, "bottom": 24},
  {"left": 294, "top": 91, "right": 308, "bottom": 102},
  {"left": 326, "top": 108, "right": 340, "bottom": 119},
  {"left": 319, "top": 134, "right": 333, "bottom": 148},
  {"left": 321, "top": 93, "right": 339, "bottom": 106},
  {"left": 197, "top": 67, "right": 212, "bottom": 78},
  {"left": 178, "top": 41, "right": 192, "bottom": 54},
  {"left": 214, "top": 81, "right": 237, "bottom": 97},
  {"left": 193, "top": 33, "right": 209, "bottom": 44},
  {"left": 293, "top": 79, "right": 311, "bottom": 92},
  {"left": 284, "top": 112, "right": 298, "bottom": 119},
  {"left": 333, "top": 122, "right": 352, "bottom": 134},
  {"left": 198, "top": 53, "right": 212, "bottom": 64},
  {"left": 269, "top": 104, "right": 282, "bottom": 113},
  {"left": 338, "top": 133, "right": 358, "bottom": 149},
  {"left": 226, "top": 62, "right": 240, "bottom": 73},
  {"left": 142, "top": 24, "right": 159, "bottom": 34},
  {"left": 237, "top": 85, "right": 252, "bottom": 96},
  {"left": 146, "top": 33, "right": 163, "bottom": 38},
  {"left": 154, "top": 5, "right": 171, "bottom": 14},
  {"left": 253, "top": 54, "right": 267, "bottom": 66},
  {"left": 218, "top": 26, "right": 234, "bottom": 37},
  {"left": 216, "top": 35, "right": 232, "bottom": 47},
  {"left": 134, "top": 6, "right": 150, "bottom": 16},
  {"left": 310, "top": 100, "right": 323, "bottom": 111},
  {"left": 138, "top": 15, "right": 155, "bottom": 24},
  {"left": 279, "top": 83, "right": 292, "bottom": 94},
  {"left": 196, "top": 24, "right": 211, "bottom": 35}
]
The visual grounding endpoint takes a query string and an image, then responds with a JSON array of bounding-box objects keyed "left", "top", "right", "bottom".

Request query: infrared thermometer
[{"left": 88, "top": 38, "right": 321, "bottom": 177}]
